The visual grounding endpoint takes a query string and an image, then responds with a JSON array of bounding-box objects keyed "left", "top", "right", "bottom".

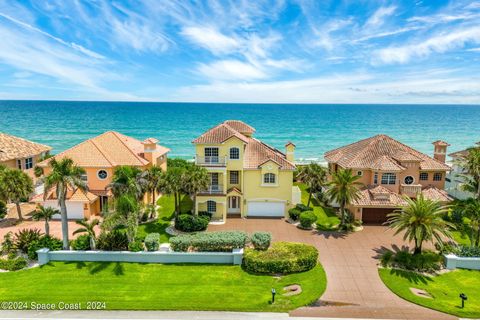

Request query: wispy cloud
[
  {"left": 365, "top": 6, "right": 397, "bottom": 28},
  {"left": 181, "top": 26, "right": 240, "bottom": 55}
]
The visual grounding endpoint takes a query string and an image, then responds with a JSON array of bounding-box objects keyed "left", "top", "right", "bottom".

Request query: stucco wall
[{"left": 445, "top": 254, "right": 480, "bottom": 270}]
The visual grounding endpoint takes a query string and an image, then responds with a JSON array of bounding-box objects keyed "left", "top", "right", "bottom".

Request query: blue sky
[{"left": 0, "top": 0, "right": 479, "bottom": 103}]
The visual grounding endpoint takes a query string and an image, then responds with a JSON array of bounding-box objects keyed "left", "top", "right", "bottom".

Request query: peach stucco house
[
  {"left": 324, "top": 134, "right": 452, "bottom": 223},
  {"left": 0, "top": 132, "right": 52, "bottom": 180},
  {"left": 33, "top": 131, "right": 169, "bottom": 220}
]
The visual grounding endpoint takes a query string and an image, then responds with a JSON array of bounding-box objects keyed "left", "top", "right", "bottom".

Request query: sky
[{"left": 0, "top": 0, "right": 479, "bottom": 104}]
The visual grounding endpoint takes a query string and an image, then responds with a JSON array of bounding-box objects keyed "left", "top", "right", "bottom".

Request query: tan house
[
  {"left": 446, "top": 142, "right": 480, "bottom": 200},
  {"left": 33, "top": 131, "right": 169, "bottom": 220},
  {"left": 324, "top": 134, "right": 452, "bottom": 223},
  {"left": 192, "top": 120, "right": 298, "bottom": 221},
  {"left": 0, "top": 132, "right": 52, "bottom": 180}
]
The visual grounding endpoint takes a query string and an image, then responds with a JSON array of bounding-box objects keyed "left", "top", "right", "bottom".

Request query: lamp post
[
  {"left": 460, "top": 293, "right": 467, "bottom": 308},
  {"left": 271, "top": 288, "right": 276, "bottom": 303}
]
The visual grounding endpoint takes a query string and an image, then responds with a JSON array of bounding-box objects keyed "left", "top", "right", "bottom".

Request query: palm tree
[
  {"left": 108, "top": 166, "right": 144, "bottom": 201},
  {"left": 140, "top": 166, "right": 164, "bottom": 207},
  {"left": 103, "top": 194, "right": 139, "bottom": 243},
  {"left": 454, "top": 198, "right": 480, "bottom": 247},
  {"left": 326, "top": 168, "right": 362, "bottom": 226},
  {"left": 32, "top": 205, "right": 59, "bottom": 236},
  {"left": 297, "top": 163, "right": 328, "bottom": 206},
  {"left": 0, "top": 168, "right": 33, "bottom": 221},
  {"left": 182, "top": 165, "right": 209, "bottom": 214},
  {"left": 44, "top": 157, "right": 87, "bottom": 249},
  {"left": 73, "top": 218, "right": 100, "bottom": 250},
  {"left": 387, "top": 194, "right": 454, "bottom": 254},
  {"left": 160, "top": 167, "right": 185, "bottom": 217},
  {"left": 458, "top": 146, "right": 480, "bottom": 199}
]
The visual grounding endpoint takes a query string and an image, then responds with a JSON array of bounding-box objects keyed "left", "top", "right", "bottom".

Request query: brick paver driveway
[{"left": 208, "top": 218, "right": 456, "bottom": 320}]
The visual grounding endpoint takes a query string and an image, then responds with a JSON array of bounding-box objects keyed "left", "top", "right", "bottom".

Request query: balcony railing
[
  {"left": 401, "top": 184, "right": 422, "bottom": 197},
  {"left": 199, "top": 184, "right": 224, "bottom": 194},
  {"left": 195, "top": 155, "right": 227, "bottom": 166}
]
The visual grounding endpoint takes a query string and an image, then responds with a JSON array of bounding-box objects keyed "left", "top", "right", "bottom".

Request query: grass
[
  {"left": 379, "top": 268, "right": 480, "bottom": 318},
  {"left": 136, "top": 194, "right": 193, "bottom": 243},
  {"left": 295, "top": 182, "right": 340, "bottom": 230},
  {"left": 0, "top": 262, "right": 327, "bottom": 312}
]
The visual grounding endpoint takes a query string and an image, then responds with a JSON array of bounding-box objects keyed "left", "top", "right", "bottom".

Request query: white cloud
[
  {"left": 181, "top": 26, "right": 239, "bottom": 55},
  {"left": 365, "top": 6, "right": 396, "bottom": 28},
  {"left": 197, "top": 60, "right": 268, "bottom": 81}
]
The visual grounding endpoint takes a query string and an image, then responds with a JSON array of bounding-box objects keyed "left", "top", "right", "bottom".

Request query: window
[
  {"left": 381, "top": 173, "right": 396, "bottom": 185},
  {"left": 263, "top": 173, "right": 276, "bottom": 184},
  {"left": 404, "top": 176, "right": 414, "bottom": 185},
  {"left": 17, "top": 159, "right": 22, "bottom": 170},
  {"left": 81, "top": 174, "right": 88, "bottom": 182},
  {"left": 204, "top": 147, "right": 219, "bottom": 163},
  {"left": 207, "top": 200, "right": 216, "bottom": 213},
  {"left": 419, "top": 172, "right": 428, "bottom": 181},
  {"left": 374, "top": 172, "right": 378, "bottom": 184},
  {"left": 97, "top": 170, "right": 108, "bottom": 180},
  {"left": 210, "top": 173, "right": 219, "bottom": 185},
  {"left": 433, "top": 172, "right": 443, "bottom": 181},
  {"left": 25, "top": 157, "right": 33, "bottom": 169},
  {"left": 230, "top": 171, "right": 239, "bottom": 184},
  {"left": 229, "top": 147, "right": 240, "bottom": 159},
  {"left": 357, "top": 171, "right": 363, "bottom": 176}
]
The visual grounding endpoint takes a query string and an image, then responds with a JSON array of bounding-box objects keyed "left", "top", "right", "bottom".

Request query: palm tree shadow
[
  {"left": 373, "top": 245, "right": 412, "bottom": 259},
  {"left": 313, "top": 230, "right": 348, "bottom": 239},
  {"left": 65, "top": 261, "right": 87, "bottom": 269},
  {"left": 388, "top": 268, "right": 433, "bottom": 285}
]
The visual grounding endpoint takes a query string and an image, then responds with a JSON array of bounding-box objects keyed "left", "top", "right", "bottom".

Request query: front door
[{"left": 228, "top": 196, "right": 241, "bottom": 213}]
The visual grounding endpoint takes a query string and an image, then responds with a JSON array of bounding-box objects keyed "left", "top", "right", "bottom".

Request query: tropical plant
[
  {"left": 108, "top": 166, "right": 144, "bottom": 201},
  {"left": 0, "top": 168, "right": 33, "bottom": 221},
  {"left": 160, "top": 167, "right": 185, "bottom": 217},
  {"left": 32, "top": 205, "right": 59, "bottom": 236},
  {"left": 0, "top": 200, "right": 7, "bottom": 219},
  {"left": 387, "top": 194, "right": 455, "bottom": 254},
  {"left": 102, "top": 194, "right": 140, "bottom": 243},
  {"left": 458, "top": 146, "right": 480, "bottom": 199},
  {"left": 182, "top": 165, "right": 209, "bottom": 214},
  {"left": 44, "top": 157, "right": 87, "bottom": 249},
  {"left": 14, "top": 228, "right": 42, "bottom": 253},
  {"left": 297, "top": 163, "right": 327, "bottom": 206},
  {"left": 453, "top": 198, "right": 480, "bottom": 247},
  {"left": 73, "top": 218, "right": 100, "bottom": 250},
  {"left": 326, "top": 168, "right": 362, "bottom": 227},
  {"left": 139, "top": 166, "right": 164, "bottom": 207}
]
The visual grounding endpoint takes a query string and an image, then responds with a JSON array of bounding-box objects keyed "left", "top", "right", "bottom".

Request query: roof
[
  {"left": 449, "top": 144, "right": 480, "bottom": 159},
  {"left": 38, "top": 131, "right": 169, "bottom": 168},
  {"left": 432, "top": 140, "right": 450, "bottom": 146},
  {"left": 193, "top": 120, "right": 296, "bottom": 170},
  {"left": 324, "top": 134, "right": 450, "bottom": 171},
  {"left": 421, "top": 186, "right": 453, "bottom": 203},
  {"left": 352, "top": 185, "right": 408, "bottom": 207},
  {"left": 0, "top": 132, "right": 51, "bottom": 162},
  {"left": 223, "top": 120, "right": 255, "bottom": 135},
  {"left": 31, "top": 187, "right": 98, "bottom": 203}
]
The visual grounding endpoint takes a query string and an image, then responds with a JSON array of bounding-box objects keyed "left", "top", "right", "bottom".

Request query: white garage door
[
  {"left": 247, "top": 201, "right": 285, "bottom": 217},
  {"left": 45, "top": 201, "right": 85, "bottom": 220}
]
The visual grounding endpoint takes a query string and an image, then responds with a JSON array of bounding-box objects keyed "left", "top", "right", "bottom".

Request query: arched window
[
  {"left": 207, "top": 200, "right": 216, "bottom": 213},
  {"left": 263, "top": 173, "right": 276, "bottom": 184},
  {"left": 229, "top": 147, "right": 240, "bottom": 159}
]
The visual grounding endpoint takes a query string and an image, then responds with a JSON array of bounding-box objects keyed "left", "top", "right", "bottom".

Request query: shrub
[
  {"left": 198, "top": 211, "right": 212, "bottom": 220},
  {"left": 145, "top": 233, "right": 160, "bottom": 251},
  {"left": 243, "top": 242, "right": 318, "bottom": 274},
  {"left": 381, "top": 250, "right": 442, "bottom": 272},
  {"left": 299, "top": 211, "right": 316, "bottom": 229},
  {"left": 0, "top": 256, "right": 27, "bottom": 271},
  {"left": 27, "top": 235, "right": 63, "bottom": 260},
  {"left": 0, "top": 200, "right": 7, "bottom": 219},
  {"left": 175, "top": 214, "right": 209, "bottom": 232},
  {"left": 14, "top": 229, "right": 42, "bottom": 253},
  {"left": 97, "top": 230, "right": 129, "bottom": 251},
  {"left": 288, "top": 208, "right": 301, "bottom": 221},
  {"left": 1, "top": 232, "right": 15, "bottom": 255},
  {"left": 296, "top": 204, "right": 312, "bottom": 212},
  {"left": 250, "top": 232, "right": 272, "bottom": 250},
  {"left": 380, "top": 250, "right": 394, "bottom": 267},
  {"left": 456, "top": 245, "right": 480, "bottom": 257},
  {"left": 71, "top": 235, "right": 91, "bottom": 251},
  {"left": 170, "top": 231, "right": 248, "bottom": 252},
  {"left": 128, "top": 240, "right": 144, "bottom": 252}
]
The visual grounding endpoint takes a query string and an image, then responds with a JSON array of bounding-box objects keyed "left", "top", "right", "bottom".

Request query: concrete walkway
[{"left": 208, "top": 218, "right": 457, "bottom": 320}]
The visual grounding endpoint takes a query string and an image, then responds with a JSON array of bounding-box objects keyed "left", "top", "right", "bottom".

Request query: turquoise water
[{"left": 0, "top": 101, "right": 479, "bottom": 162}]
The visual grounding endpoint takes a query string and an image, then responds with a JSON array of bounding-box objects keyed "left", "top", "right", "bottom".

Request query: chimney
[
  {"left": 432, "top": 140, "right": 450, "bottom": 163},
  {"left": 285, "top": 142, "right": 295, "bottom": 163},
  {"left": 142, "top": 138, "right": 159, "bottom": 163}
]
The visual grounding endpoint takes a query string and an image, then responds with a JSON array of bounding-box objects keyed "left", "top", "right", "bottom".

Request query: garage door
[
  {"left": 247, "top": 201, "right": 285, "bottom": 217},
  {"left": 362, "top": 208, "right": 396, "bottom": 224},
  {"left": 46, "top": 201, "right": 85, "bottom": 220}
]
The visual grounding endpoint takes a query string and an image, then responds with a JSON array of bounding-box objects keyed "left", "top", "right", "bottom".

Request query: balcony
[
  {"left": 195, "top": 155, "right": 227, "bottom": 167},
  {"left": 199, "top": 184, "right": 225, "bottom": 195},
  {"left": 401, "top": 184, "right": 422, "bottom": 197}
]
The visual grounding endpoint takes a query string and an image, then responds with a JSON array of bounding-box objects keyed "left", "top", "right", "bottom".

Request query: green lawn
[
  {"left": 136, "top": 194, "right": 193, "bottom": 243},
  {"left": 379, "top": 268, "right": 480, "bottom": 318},
  {"left": 295, "top": 182, "right": 340, "bottom": 230},
  {"left": 0, "top": 262, "right": 327, "bottom": 312}
]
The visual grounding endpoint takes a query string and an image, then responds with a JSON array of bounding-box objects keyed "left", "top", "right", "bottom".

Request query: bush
[
  {"left": 381, "top": 250, "right": 442, "bottom": 272},
  {"left": 1, "top": 232, "right": 15, "bottom": 255},
  {"left": 128, "top": 240, "right": 144, "bottom": 252},
  {"left": 288, "top": 208, "right": 301, "bottom": 221},
  {"left": 145, "top": 233, "right": 160, "bottom": 251},
  {"left": 27, "top": 235, "right": 63, "bottom": 260},
  {"left": 175, "top": 214, "right": 209, "bottom": 232},
  {"left": 0, "top": 256, "right": 27, "bottom": 271},
  {"left": 296, "top": 204, "right": 312, "bottom": 212},
  {"left": 14, "top": 229, "right": 42, "bottom": 253},
  {"left": 251, "top": 232, "right": 272, "bottom": 250},
  {"left": 170, "top": 231, "right": 248, "bottom": 252},
  {"left": 0, "top": 200, "right": 7, "bottom": 219},
  {"left": 198, "top": 211, "right": 212, "bottom": 220},
  {"left": 243, "top": 242, "right": 318, "bottom": 274},
  {"left": 97, "top": 230, "right": 129, "bottom": 251},
  {"left": 456, "top": 245, "right": 480, "bottom": 257},
  {"left": 71, "top": 235, "right": 91, "bottom": 251},
  {"left": 299, "top": 211, "right": 316, "bottom": 229}
]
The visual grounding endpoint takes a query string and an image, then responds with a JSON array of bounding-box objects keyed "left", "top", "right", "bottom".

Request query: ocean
[{"left": 0, "top": 101, "right": 479, "bottom": 162}]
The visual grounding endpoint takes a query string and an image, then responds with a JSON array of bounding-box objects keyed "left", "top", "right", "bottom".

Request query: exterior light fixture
[
  {"left": 460, "top": 293, "right": 467, "bottom": 308},
  {"left": 271, "top": 288, "right": 276, "bottom": 303}
]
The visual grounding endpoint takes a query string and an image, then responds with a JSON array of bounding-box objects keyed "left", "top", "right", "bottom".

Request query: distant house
[
  {"left": 33, "top": 131, "right": 169, "bottom": 220},
  {"left": 446, "top": 142, "right": 480, "bottom": 200},
  {"left": 192, "top": 120, "right": 298, "bottom": 221},
  {"left": 0, "top": 132, "right": 52, "bottom": 179},
  {"left": 324, "top": 135, "right": 452, "bottom": 224}
]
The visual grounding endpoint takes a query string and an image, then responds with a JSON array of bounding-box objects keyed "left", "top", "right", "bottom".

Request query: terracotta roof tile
[
  {"left": 192, "top": 123, "right": 249, "bottom": 144},
  {"left": 32, "top": 187, "right": 98, "bottom": 203},
  {"left": 421, "top": 186, "right": 453, "bottom": 203},
  {"left": 0, "top": 132, "right": 51, "bottom": 162},
  {"left": 223, "top": 120, "right": 255, "bottom": 134},
  {"left": 352, "top": 185, "right": 407, "bottom": 207}
]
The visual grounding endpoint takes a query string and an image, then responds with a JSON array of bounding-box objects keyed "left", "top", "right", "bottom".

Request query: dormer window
[
  {"left": 229, "top": 147, "right": 240, "bottom": 159},
  {"left": 263, "top": 173, "right": 276, "bottom": 184}
]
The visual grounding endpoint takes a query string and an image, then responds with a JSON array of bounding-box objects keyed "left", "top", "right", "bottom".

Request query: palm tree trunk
[
  {"left": 307, "top": 192, "right": 312, "bottom": 207},
  {"left": 59, "top": 195, "right": 69, "bottom": 250},
  {"left": 174, "top": 193, "right": 178, "bottom": 217},
  {"left": 414, "top": 235, "right": 422, "bottom": 254},
  {"left": 340, "top": 203, "right": 345, "bottom": 226},
  {"left": 15, "top": 201, "right": 23, "bottom": 221},
  {"left": 151, "top": 188, "right": 156, "bottom": 207},
  {"left": 45, "top": 219, "right": 50, "bottom": 236},
  {"left": 90, "top": 236, "right": 96, "bottom": 250}
]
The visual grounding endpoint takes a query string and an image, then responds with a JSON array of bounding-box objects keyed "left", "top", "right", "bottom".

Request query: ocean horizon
[{"left": 1, "top": 100, "right": 479, "bottom": 162}]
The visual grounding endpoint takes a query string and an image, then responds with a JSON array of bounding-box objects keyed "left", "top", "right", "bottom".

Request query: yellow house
[
  {"left": 0, "top": 132, "right": 52, "bottom": 180},
  {"left": 192, "top": 120, "right": 297, "bottom": 221},
  {"left": 33, "top": 131, "right": 169, "bottom": 220}
]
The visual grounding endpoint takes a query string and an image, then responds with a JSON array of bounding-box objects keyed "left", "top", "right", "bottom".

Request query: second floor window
[
  {"left": 98, "top": 170, "right": 108, "bottom": 180},
  {"left": 229, "top": 147, "right": 240, "bottom": 159},
  {"left": 230, "top": 171, "right": 239, "bottom": 184},
  {"left": 433, "top": 172, "right": 443, "bottom": 181},
  {"left": 381, "top": 173, "right": 396, "bottom": 185},
  {"left": 374, "top": 172, "right": 378, "bottom": 184},
  {"left": 419, "top": 172, "right": 428, "bottom": 181},
  {"left": 263, "top": 173, "right": 276, "bottom": 184},
  {"left": 17, "top": 159, "right": 22, "bottom": 169},
  {"left": 25, "top": 157, "right": 33, "bottom": 169},
  {"left": 204, "top": 147, "right": 219, "bottom": 163}
]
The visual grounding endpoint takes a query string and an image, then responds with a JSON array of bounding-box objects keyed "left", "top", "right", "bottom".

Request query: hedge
[
  {"left": 0, "top": 256, "right": 27, "bottom": 271},
  {"left": 299, "top": 211, "right": 316, "bottom": 228},
  {"left": 175, "top": 214, "right": 209, "bottom": 232},
  {"left": 250, "top": 232, "right": 272, "bottom": 250},
  {"left": 243, "top": 242, "right": 318, "bottom": 274},
  {"left": 170, "top": 231, "right": 248, "bottom": 252},
  {"left": 288, "top": 208, "right": 301, "bottom": 221},
  {"left": 27, "top": 235, "right": 62, "bottom": 260},
  {"left": 144, "top": 233, "right": 160, "bottom": 251}
]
